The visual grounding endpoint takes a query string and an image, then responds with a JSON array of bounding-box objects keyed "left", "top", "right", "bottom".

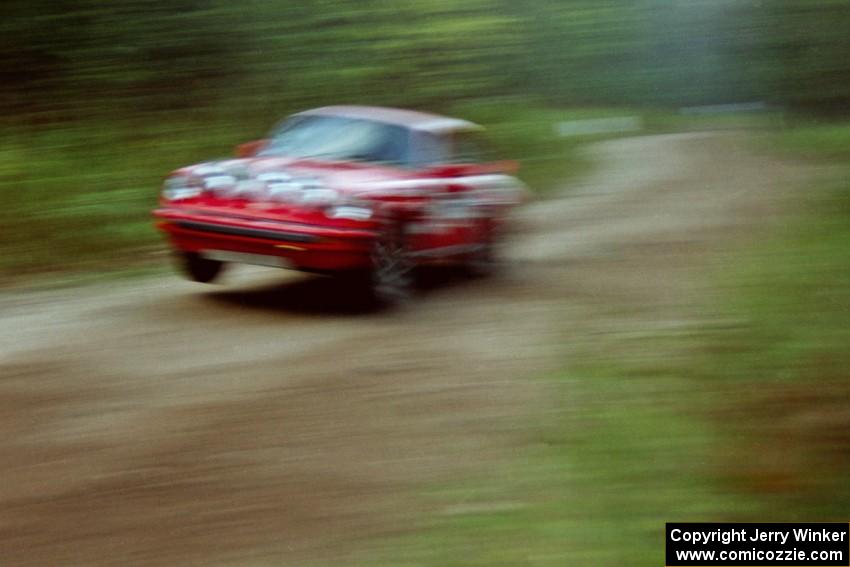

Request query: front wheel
[
  {"left": 367, "top": 223, "right": 414, "bottom": 307},
  {"left": 179, "top": 252, "right": 225, "bottom": 283}
]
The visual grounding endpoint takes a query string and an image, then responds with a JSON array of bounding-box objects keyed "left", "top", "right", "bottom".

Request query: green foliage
[
  {"left": 0, "top": 116, "right": 261, "bottom": 278},
  {"left": 12, "top": 0, "right": 850, "bottom": 119},
  {"left": 763, "top": 0, "right": 850, "bottom": 113}
]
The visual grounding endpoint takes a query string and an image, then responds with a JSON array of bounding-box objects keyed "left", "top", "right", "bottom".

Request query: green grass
[
  {"left": 642, "top": 109, "right": 786, "bottom": 134},
  {"left": 700, "top": 167, "right": 850, "bottom": 516},
  {"left": 0, "top": 114, "right": 268, "bottom": 283},
  {"left": 767, "top": 121, "right": 850, "bottom": 161}
]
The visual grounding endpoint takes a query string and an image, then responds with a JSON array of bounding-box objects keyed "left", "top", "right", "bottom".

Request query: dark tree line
[{"left": 3, "top": 0, "right": 849, "bottom": 121}]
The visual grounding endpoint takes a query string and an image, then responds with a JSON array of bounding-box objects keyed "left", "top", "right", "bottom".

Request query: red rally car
[{"left": 153, "top": 106, "right": 528, "bottom": 305}]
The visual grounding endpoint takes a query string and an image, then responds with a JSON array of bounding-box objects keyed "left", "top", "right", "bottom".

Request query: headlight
[
  {"left": 162, "top": 175, "right": 203, "bottom": 201},
  {"left": 326, "top": 205, "right": 373, "bottom": 220},
  {"left": 325, "top": 199, "right": 374, "bottom": 221},
  {"left": 260, "top": 174, "right": 336, "bottom": 205},
  {"left": 298, "top": 188, "right": 339, "bottom": 206}
]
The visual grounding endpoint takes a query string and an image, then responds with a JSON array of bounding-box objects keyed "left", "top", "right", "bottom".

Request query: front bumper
[{"left": 153, "top": 208, "right": 377, "bottom": 271}]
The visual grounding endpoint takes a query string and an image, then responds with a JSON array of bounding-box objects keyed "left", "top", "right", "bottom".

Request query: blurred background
[
  {"left": 3, "top": 0, "right": 849, "bottom": 277},
  {"left": 1, "top": 1, "right": 850, "bottom": 565}
]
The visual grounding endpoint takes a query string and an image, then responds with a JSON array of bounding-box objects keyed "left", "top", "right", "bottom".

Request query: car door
[
  {"left": 435, "top": 130, "right": 498, "bottom": 251},
  {"left": 409, "top": 128, "right": 517, "bottom": 259},
  {"left": 405, "top": 129, "right": 475, "bottom": 257}
]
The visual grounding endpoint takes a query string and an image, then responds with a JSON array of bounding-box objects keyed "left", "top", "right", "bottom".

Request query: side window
[
  {"left": 366, "top": 123, "right": 410, "bottom": 166},
  {"left": 409, "top": 130, "right": 494, "bottom": 167},
  {"left": 449, "top": 131, "right": 495, "bottom": 164},
  {"left": 410, "top": 131, "right": 449, "bottom": 167}
]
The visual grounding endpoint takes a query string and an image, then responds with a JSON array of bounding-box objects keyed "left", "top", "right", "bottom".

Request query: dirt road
[{"left": 0, "top": 133, "right": 799, "bottom": 566}]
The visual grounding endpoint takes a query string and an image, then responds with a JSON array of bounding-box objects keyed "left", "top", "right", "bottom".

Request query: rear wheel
[
  {"left": 179, "top": 252, "right": 224, "bottom": 283},
  {"left": 465, "top": 218, "right": 501, "bottom": 278}
]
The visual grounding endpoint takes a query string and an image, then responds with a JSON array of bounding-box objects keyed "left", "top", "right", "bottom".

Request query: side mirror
[{"left": 235, "top": 139, "right": 268, "bottom": 158}]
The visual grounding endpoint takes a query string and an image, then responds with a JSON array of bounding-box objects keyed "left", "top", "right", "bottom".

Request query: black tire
[
  {"left": 367, "top": 222, "right": 414, "bottom": 307},
  {"left": 179, "top": 252, "right": 224, "bottom": 283}
]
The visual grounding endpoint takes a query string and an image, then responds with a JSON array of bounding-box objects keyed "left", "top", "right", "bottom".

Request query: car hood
[{"left": 176, "top": 156, "right": 415, "bottom": 197}]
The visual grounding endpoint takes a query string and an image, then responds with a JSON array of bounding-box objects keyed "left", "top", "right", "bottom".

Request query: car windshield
[{"left": 259, "top": 115, "right": 410, "bottom": 166}]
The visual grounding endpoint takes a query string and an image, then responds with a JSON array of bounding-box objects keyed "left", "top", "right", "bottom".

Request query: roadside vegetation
[{"left": 3, "top": 0, "right": 847, "bottom": 283}]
